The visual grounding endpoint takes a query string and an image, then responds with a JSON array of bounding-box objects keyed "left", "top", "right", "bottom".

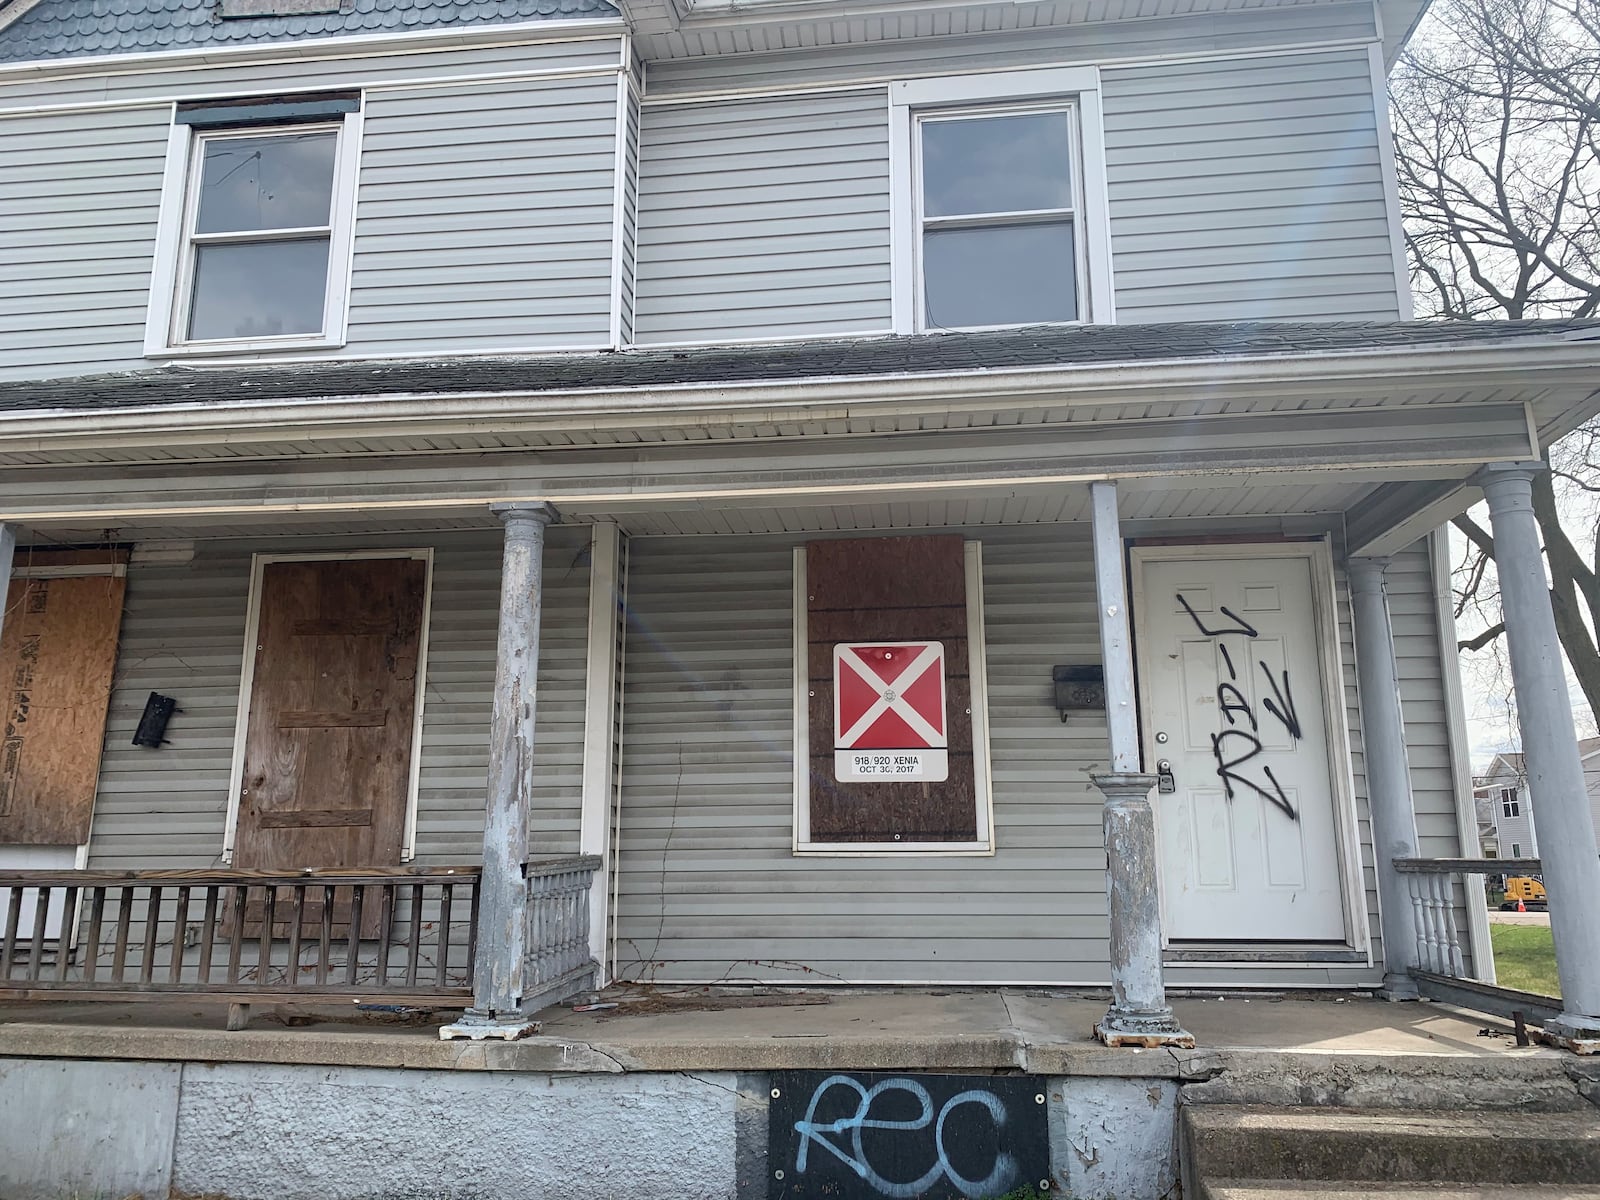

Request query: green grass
[{"left": 1491, "top": 922, "right": 1561, "bottom": 996}]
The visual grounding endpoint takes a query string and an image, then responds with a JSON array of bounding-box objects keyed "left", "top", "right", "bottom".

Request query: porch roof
[
  {"left": 1, "top": 318, "right": 1596, "bottom": 548},
  {"left": 3, "top": 318, "right": 1597, "bottom": 416}
]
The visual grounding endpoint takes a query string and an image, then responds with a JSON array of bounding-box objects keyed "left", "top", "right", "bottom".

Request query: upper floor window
[
  {"left": 917, "top": 106, "right": 1080, "bottom": 330},
  {"left": 1501, "top": 787, "right": 1520, "bottom": 818},
  {"left": 147, "top": 94, "right": 361, "bottom": 357},
  {"left": 890, "top": 67, "right": 1112, "bottom": 334}
]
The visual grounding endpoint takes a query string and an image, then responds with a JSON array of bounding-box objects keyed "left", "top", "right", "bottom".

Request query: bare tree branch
[{"left": 1394, "top": 0, "right": 1600, "bottom": 732}]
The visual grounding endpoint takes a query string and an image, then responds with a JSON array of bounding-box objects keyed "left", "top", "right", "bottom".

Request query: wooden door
[
  {"left": 1137, "top": 551, "right": 1347, "bottom": 943},
  {"left": 234, "top": 558, "right": 426, "bottom": 883}
]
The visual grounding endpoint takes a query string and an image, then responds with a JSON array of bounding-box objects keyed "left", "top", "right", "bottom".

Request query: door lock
[{"left": 1156, "top": 758, "right": 1176, "bottom": 794}]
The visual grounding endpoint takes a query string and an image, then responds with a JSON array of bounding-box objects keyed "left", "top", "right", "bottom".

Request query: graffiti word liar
[
  {"left": 793, "top": 1075, "right": 1018, "bottom": 1199},
  {"left": 1177, "top": 593, "right": 1303, "bottom": 823}
]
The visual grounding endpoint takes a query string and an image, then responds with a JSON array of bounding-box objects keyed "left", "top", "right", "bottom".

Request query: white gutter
[{"left": 2, "top": 335, "right": 1598, "bottom": 454}]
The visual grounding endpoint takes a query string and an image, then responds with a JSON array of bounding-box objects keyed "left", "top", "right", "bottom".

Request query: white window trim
[
  {"left": 791, "top": 540, "right": 996, "bottom": 857},
  {"left": 221, "top": 548, "right": 433, "bottom": 864},
  {"left": 889, "top": 66, "right": 1114, "bottom": 334},
  {"left": 145, "top": 106, "right": 363, "bottom": 358}
]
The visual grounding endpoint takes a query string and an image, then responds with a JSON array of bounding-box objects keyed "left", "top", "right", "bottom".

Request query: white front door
[{"left": 1135, "top": 549, "right": 1348, "bottom": 943}]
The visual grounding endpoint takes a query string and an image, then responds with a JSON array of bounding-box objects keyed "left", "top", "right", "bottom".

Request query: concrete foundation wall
[{"left": 0, "top": 1057, "right": 1179, "bottom": 1200}]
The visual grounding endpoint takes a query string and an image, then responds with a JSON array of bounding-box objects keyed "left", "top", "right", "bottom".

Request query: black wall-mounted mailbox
[
  {"left": 132, "top": 692, "right": 179, "bottom": 747},
  {"left": 1052, "top": 665, "right": 1106, "bottom": 721}
]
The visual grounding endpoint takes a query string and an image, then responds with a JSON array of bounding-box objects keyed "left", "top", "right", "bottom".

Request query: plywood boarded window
[
  {"left": 0, "top": 559, "right": 128, "bottom": 846},
  {"left": 798, "top": 534, "right": 990, "bottom": 850}
]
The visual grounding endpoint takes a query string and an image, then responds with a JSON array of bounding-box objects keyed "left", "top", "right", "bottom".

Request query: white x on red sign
[{"left": 833, "top": 642, "right": 949, "bottom": 782}]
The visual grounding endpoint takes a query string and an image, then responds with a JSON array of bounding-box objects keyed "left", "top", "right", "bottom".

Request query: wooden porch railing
[
  {"left": 1393, "top": 857, "right": 1563, "bottom": 1025},
  {"left": 0, "top": 867, "right": 479, "bottom": 1006}
]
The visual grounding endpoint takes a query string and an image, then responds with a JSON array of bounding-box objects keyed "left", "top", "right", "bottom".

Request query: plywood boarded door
[
  {"left": 234, "top": 557, "right": 426, "bottom": 877},
  {"left": 0, "top": 573, "right": 127, "bottom": 846}
]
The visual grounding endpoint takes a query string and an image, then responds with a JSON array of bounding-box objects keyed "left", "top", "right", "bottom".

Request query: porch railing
[
  {"left": 0, "top": 867, "right": 479, "bottom": 1006},
  {"left": 524, "top": 855, "right": 601, "bottom": 1012},
  {"left": 1392, "top": 857, "right": 1562, "bottom": 1025}
]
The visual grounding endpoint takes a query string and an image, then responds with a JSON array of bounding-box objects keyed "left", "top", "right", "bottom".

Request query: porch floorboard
[{"left": 0, "top": 988, "right": 1577, "bottom": 1088}]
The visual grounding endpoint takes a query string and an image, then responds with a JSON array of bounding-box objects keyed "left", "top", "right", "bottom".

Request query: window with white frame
[
  {"left": 890, "top": 68, "right": 1112, "bottom": 333},
  {"left": 1501, "top": 786, "right": 1520, "bottom": 818},
  {"left": 917, "top": 106, "right": 1081, "bottom": 329},
  {"left": 148, "top": 95, "right": 361, "bottom": 355},
  {"left": 1511, "top": 842, "right": 1522, "bottom": 858}
]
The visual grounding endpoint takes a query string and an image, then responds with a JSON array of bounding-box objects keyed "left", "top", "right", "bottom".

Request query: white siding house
[{"left": 3, "top": 0, "right": 1600, "bottom": 1047}]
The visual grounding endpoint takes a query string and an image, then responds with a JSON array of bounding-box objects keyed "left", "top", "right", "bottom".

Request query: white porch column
[
  {"left": 1088, "top": 481, "right": 1193, "bottom": 1048},
  {"left": 1479, "top": 464, "right": 1600, "bottom": 1038},
  {"left": 579, "top": 522, "right": 624, "bottom": 985},
  {"left": 445, "top": 501, "right": 558, "bottom": 1039},
  {"left": 1347, "top": 556, "right": 1422, "bottom": 999}
]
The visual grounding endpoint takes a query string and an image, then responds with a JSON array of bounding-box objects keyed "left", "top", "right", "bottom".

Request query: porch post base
[
  {"left": 1537, "top": 1012, "right": 1600, "bottom": 1053},
  {"left": 1377, "top": 973, "right": 1421, "bottom": 1002},
  {"left": 1094, "top": 1007, "right": 1195, "bottom": 1049},
  {"left": 438, "top": 1008, "right": 542, "bottom": 1041}
]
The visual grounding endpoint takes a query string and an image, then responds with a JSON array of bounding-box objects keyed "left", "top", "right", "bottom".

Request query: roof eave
[{"left": 1, "top": 335, "right": 1597, "bottom": 458}]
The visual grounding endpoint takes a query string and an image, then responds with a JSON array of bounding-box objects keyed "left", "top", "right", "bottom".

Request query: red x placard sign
[{"left": 833, "top": 642, "right": 949, "bottom": 782}]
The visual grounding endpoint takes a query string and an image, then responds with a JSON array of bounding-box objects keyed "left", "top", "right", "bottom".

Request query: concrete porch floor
[{"left": 2, "top": 987, "right": 1595, "bottom": 1106}]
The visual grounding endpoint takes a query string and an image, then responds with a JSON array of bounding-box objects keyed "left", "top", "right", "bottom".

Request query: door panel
[
  {"left": 1139, "top": 552, "right": 1347, "bottom": 943},
  {"left": 233, "top": 558, "right": 425, "bottom": 933}
]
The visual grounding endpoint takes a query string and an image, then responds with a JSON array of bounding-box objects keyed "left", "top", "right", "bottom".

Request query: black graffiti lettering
[
  {"left": 1258, "top": 661, "right": 1303, "bottom": 740},
  {"left": 1178, "top": 593, "right": 1259, "bottom": 639},
  {"left": 1259, "top": 765, "right": 1297, "bottom": 822},
  {"left": 1219, "top": 642, "right": 1238, "bottom": 681},
  {"left": 1210, "top": 729, "right": 1299, "bottom": 822},
  {"left": 1217, "top": 682, "right": 1257, "bottom": 730}
]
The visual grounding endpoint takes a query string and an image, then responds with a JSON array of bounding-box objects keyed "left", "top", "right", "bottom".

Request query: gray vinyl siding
[
  {"left": 86, "top": 529, "right": 589, "bottom": 869},
  {"left": 613, "top": 524, "right": 1388, "bottom": 987},
  {"left": 0, "top": 38, "right": 623, "bottom": 381},
  {"left": 347, "top": 75, "right": 618, "bottom": 354},
  {"left": 1388, "top": 539, "right": 1476, "bottom": 975},
  {"left": 1102, "top": 50, "right": 1401, "bottom": 322},
  {"left": 643, "top": 2, "right": 1377, "bottom": 96},
  {"left": 619, "top": 84, "right": 640, "bottom": 345},
  {"left": 0, "top": 106, "right": 169, "bottom": 381},
  {"left": 632, "top": 91, "right": 893, "bottom": 344}
]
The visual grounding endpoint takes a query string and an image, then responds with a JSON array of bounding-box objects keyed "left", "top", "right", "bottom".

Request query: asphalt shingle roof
[
  {"left": 0, "top": 0, "right": 613, "bottom": 62},
  {"left": 2, "top": 319, "right": 1598, "bottom": 415}
]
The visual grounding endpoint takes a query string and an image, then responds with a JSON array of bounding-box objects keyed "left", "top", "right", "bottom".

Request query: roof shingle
[
  {"left": 2, "top": 319, "right": 1598, "bottom": 416},
  {"left": 0, "top": 0, "right": 612, "bottom": 62}
]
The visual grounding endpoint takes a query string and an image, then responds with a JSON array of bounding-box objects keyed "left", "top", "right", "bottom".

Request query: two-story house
[
  {"left": 4, "top": 0, "right": 1600, "bottom": 1059},
  {"left": 1481, "top": 739, "right": 1600, "bottom": 861},
  {"left": 1481, "top": 752, "right": 1537, "bottom": 861}
]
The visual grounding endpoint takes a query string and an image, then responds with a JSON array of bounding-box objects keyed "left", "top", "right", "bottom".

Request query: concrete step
[
  {"left": 1183, "top": 1105, "right": 1600, "bottom": 1187},
  {"left": 1204, "top": 1183, "right": 1600, "bottom": 1200}
]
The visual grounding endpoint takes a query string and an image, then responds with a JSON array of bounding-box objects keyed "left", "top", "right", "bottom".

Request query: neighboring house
[
  {"left": 1478, "top": 738, "right": 1600, "bottom": 861},
  {"left": 1482, "top": 752, "right": 1538, "bottom": 860},
  {"left": 2, "top": 0, "right": 1600, "bottom": 1042},
  {"left": 1471, "top": 778, "right": 1501, "bottom": 857}
]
